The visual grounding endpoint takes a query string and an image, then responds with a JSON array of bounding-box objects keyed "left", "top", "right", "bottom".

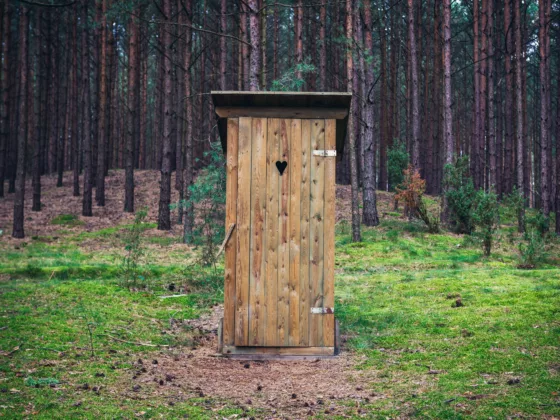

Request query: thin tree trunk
[
  {"left": 346, "top": 0, "right": 361, "bottom": 242},
  {"left": 13, "top": 6, "right": 28, "bottom": 239},
  {"left": 82, "top": 0, "right": 93, "bottom": 216},
  {"left": 478, "top": 0, "right": 487, "bottom": 190},
  {"left": 124, "top": 10, "right": 138, "bottom": 213},
  {"left": 96, "top": 0, "right": 108, "bottom": 206},
  {"left": 503, "top": 0, "right": 514, "bottom": 195},
  {"left": 0, "top": 2, "right": 10, "bottom": 198},
  {"left": 539, "top": 0, "right": 550, "bottom": 216},
  {"left": 514, "top": 0, "right": 524, "bottom": 231},
  {"left": 319, "top": 3, "right": 326, "bottom": 91},
  {"left": 443, "top": 0, "right": 453, "bottom": 170},
  {"left": 158, "top": 0, "right": 173, "bottom": 230},
  {"left": 31, "top": 9, "right": 41, "bottom": 211},
  {"left": 556, "top": 54, "right": 560, "bottom": 235},
  {"left": 408, "top": 0, "right": 420, "bottom": 169},
  {"left": 378, "top": 13, "right": 388, "bottom": 191},
  {"left": 487, "top": 0, "right": 496, "bottom": 189},
  {"left": 71, "top": 3, "right": 79, "bottom": 196},
  {"left": 362, "top": 0, "right": 379, "bottom": 227},
  {"left": 220, "top": 0, "right": 227, "bottom": 90},
  {"left": 241, "top": 2, "right": 249, "bottom": 90},
  {"left": 260, "top": 0, "right": 266, "bottom": 89},
  {"left": 295, "top": 0, "right": 303, "bottom": 84},
  {"left": 248, "top": 0, "right": 260, "bottom": 91},
  {"left": 183, "top": 0, "right": 194, "bottom": 242}
]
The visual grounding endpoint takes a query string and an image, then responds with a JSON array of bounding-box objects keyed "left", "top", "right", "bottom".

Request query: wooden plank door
[{"left": 233, "top": 118, "right": 335, "bottom": 348}]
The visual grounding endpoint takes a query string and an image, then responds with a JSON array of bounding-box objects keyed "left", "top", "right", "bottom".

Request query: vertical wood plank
[
  {"left": 235, "top": 117, "right": 252, "bottom": 346},
  {"left": 309, "top": 119, "right": 325, "bottom": 347},
  {"left": 223, "top": 118, "right": 238, "bottom": 346},
  {"left": 323, "top": 119, "right": 336, "bottom": 346},
  {"left": 249, "top": 118, "right": 267, "bottom": 346},
  {"left": 277, "top": 119, "right": 291, "bottom": 346},
  {"left": 288, "top": 119, "right": 302, "bottom": 346},
  {"left": 264, "top": 118, "right": 280, "bottom": 347},
  {"left": 299, "top": 119, "right": 311, "bottom": 347}
]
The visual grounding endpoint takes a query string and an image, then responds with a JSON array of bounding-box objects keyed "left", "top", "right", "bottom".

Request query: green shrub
[
  {"left": 387, "top": 140, "right": 409, "bottom": 192},
  {"left": 270, "top": 61, "right": 316, "bottom": 92},
  {"left": 119, "top": 208, "right": 148, "bottom": 289},
  {"left": 518, "top": 230, "right": 547, "bottom": 269},
  {"left": 50, "top": 214, "right": 84, "bottom": 227},
  {"left": 443, "top": 156, "right": 476, "bottom": 234},
  {"left": 472, "top": 189, "right": 500, "bottom": 256},
  {"left": 503, "top": 186, "right": 526, "bottom": 232},
  {"left": 526, "top": 210, "right": 550, "bottom": 237}
]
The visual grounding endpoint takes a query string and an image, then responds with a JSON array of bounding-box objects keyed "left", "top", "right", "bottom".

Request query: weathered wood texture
[{"left": 228, "top": 117, "right": 336, "bottom": 350}]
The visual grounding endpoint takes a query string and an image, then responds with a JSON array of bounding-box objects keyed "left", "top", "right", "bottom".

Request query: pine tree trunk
[
  {"left": 71, "top": 4, "right": 79, "bottom": 197},
  {"left": 96, "top": 0, "right": 108, "bottom": 206},
  {"left": 248, "top": 0, "right": 260, "bottom": 91},
  {"left": 539, "top": 0, "right": 550, "bottom": 216},
  {"left": 124, "top": 10, "right": 138, "bottom": 213},
  {"left": 31, "top": 9, "right": 41, "bottom": 211},
  {"left": 260, "top": 0, "right": 266, "bottom": 89},
  {"left": 158, "top": 0, "right": 173, "bottom": 230},
  {"left": 408, "top": 0, "right": 420, "bottom": 169},
  {"left": 503, "top": 0, "right": 514, "bottom": 195},
  {"left": 82, "top": 0, "right": 93, "bottom": 216},
  {"left": 556, "top": 54, "right": 560, "bottom": 235},
  {"left": 319, "top": 3, "right": 326, "bottom": 91},
  {"left": 378, "top": 14, "right": 388, "bottom": 191},
  {"left": 362, "top": 0, "right": 379, "bottom": 227},
  {"left": 0, "top": 2, "right": 10, "bottom": 198},
  {"left": 443, "top": 0, "right": 453, "bottom": 169},
  {"left": 183, "top": 0, "right": 194, "bottom": 242},
  {"left": 295, "top": 0, "right": 303, "bottom": 84},
  {"left": 241, "top": 2, "right": 249, "bottom": 90},
  {"left": 514, "top": 0, "right": 524, "bottom": 231},
  {"left": 487, "top": 0, "right": 495, "bottom": 189},
  {"left": 346, "top": 0, "right": 361, "bottom": 242},
  {"left": 13, "top": 6, "right": 28, "bottom": 239},
  {"left": 478, "top": 0, "right": 487, "bottom": 190},
  {"left": 220, "top": 0, "right": 227, "bottom": 90}
]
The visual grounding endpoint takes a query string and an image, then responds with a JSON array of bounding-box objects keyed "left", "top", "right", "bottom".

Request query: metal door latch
[
  {"left": 311, "top": 307, "right": 334, "bottom": 314},
  {"left": 313, "top": 150, "right": 337, "bottom": 157}
]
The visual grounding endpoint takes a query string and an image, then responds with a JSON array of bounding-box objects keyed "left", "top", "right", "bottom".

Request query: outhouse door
[{"left": 229, "top": 117, "right": 336, "bottom": 348}]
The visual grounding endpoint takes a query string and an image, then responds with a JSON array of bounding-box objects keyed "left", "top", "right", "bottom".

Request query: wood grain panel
[
  {"left": 323, "top": 119, "right": 336, "bottom": 346},
  {"left": 277, "top": 119, "right": 290, "bottom": 346},
  {"left": 288, "top": 119, "right": 302, "bottom": 346},
  {"left": 223, "top": 118, "right": 239, "bottom": 346},
  {"left": 264, "top": 118, "right": 280, "bottom": 346},
  {"left": 309, "top": 119, "right": 325, "bottom": 347},
  {"left": 234, "top": 117, "right": 252, "bottom": 346},
  {"left": 299, "top": 119, "right": 311, "bottom": 347},
  {"left": 248, "top": 118, "right": 267, "bottom": 346}
]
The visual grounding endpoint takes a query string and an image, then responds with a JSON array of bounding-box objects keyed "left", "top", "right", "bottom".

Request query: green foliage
[
  {"left": 270, "top": 61, "right": 316, "bottom": 92},
  {"left": 50, "top": 214, "right": 84, "bottom": 227},
  {"left": 443, "top": 156, "right": 476, "bottom": 234},
  {"left": 472, "top": 189, "right": 500, "bottom": 256},
  {"left": 25, "top": 377, "right": 60, "bottom": 387},
  {"left": 518, "top": 230, "right": 547, "bottom": 269},
  {"left": 178, "top": 143, "right": 226, "bottom": 266},
  {"left": 502, "top": 186, "right": 526, "bottom": 231},
  {"left": 387, "top": 140, "right": 409, "bottom": 191},
  {"left": 526, "top": 210, "right": 550, "bottom": 237},
  {"left": 119, "top": 208, "right": 148, "bottom": 289}
]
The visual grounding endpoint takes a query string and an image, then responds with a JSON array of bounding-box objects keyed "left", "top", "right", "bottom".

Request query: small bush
[
  {"left": 472, "top": 189, "right": 500, "bottom": 256},
  {"left": 270, "top": 61, "right": 316, "bottom": 92},
  {"left": 503, "top": 186, "right": 526, "bottom": 232},
  {"left": 119, "top": 208, "right": 148, "bottom": 289},
  {"left": 394, "top": 165, "right": 440, "bottom": 233},
  {"left": 518, "top": 230, "right": 547, "bottom": 269},
  {"left": 443, "top": 156, "right": 476, "bottom": 234},
  {"left": 50, "top": 214, "right": 84, "bottom": 227},
  {"left": 526, "top": 211, "right": 550, "bottom": 238}
]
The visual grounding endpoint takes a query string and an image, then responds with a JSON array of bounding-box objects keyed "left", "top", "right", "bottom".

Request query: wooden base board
[{"left": 221, "top": 345, "right": 336, "bottom": 360}]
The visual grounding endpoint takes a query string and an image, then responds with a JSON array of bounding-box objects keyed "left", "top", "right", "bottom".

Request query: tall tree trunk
[
  {"left": 220, "top": 0, "right": 227, "bottom": 90},
  {"left": 13, "top": 6, "right": 28, "bottom": 239},
  {"left": 378, "top": 13, "right": 388, "bottom": 191},
  {"left": 443, "top": 0, "right": 453, "bottom": 170},
  {"left": 539, "top": 0, "right": 551, "bottom": 216},
  {"left": 31, "top": 9, "right": 41, "bottom": 211},
  {"left": 478, "top": 0, "right": 488, "bottom": 190},
  {"left": 82, "top": 0, "right": 93, "bottom": 216},
  {"left": 183, "top": 0, "right": 194, "bottom": 242},
  {"left": 139, "top": 17, "right": 147, "bottom": 170},
  {"left": 96, "top": 0, "right": 108, "bottom": 206},
  {"left": 346, "top": 0, "right": 361, "bottom": 242},
  {"left": 0, "top": 1, "right": 10, "bottom": 198},
  {"left": 362, "top": 0, "right": 379, "bottom": 227},
  {"left": 158, "top": 0, "right": 173, "bottom": 230},
  {"left": 514, "top": 0, "right": 524, "bottom": 231},
  {"left": 260, "top": 0, "right": 267, "bottom": 89},
  {"left": 556, "top": 55, "right": 560, "bottom": 235},
  {"left": 503, "top": 0, "right": 514, "bottom": 195},
  {"left": 319, "top": 3, "right": 326, "bottom": 90},
  {"left": 241, "top": 2, "right": 249, "bottom": 90},
  {"left": 248, "top": 0, "right": 260, "bottom": 91},
  {"left": 295, "top": 0, "right": 303, "bottom": 84},
  {"left": 71, "top": 3, "right": 79, "bottom": 196},
  {"left": 487, "top": 0, "right": 496, "bottom": 189},
  {"left": 408, "top": 0, "right": 420, "bottom": 169},
  {"left": 273, "top": 1, "right": 278, "bottom": 81},
  {"left": 124, "top": 10, "right": 138, "bottom": 213}
]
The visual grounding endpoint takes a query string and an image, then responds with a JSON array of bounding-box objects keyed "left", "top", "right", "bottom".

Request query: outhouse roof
[{"left": 211, "top": 91, "right": 352, "bottom": 156}]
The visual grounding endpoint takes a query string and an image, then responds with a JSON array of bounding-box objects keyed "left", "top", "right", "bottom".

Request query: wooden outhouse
[{"left": 212, "top": 91, "right": 351, "bottom": 358}]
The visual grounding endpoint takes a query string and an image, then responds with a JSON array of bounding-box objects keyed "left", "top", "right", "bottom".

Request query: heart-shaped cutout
[{"left": 276, "top": 160, "right": 288, "bottom": 176}]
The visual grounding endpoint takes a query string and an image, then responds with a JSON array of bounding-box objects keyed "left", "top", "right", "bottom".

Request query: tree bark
[
  {"left": 183, "top": 0, "right": 194, "bottom": 242},
  {"left": 503, "top": 0, "right": 514, "bottom": 195},
  {"left": 81, "top": 0, "right": 93, "bottom": 216},
  {"left": 408, "top": 0, "right": 420, "bottom": 169},
  {"left": 31, "top": 9, "right": 41, "bottom": 211},
  {"left": 71, "top": 3, "right": 79, "bottom": 196},
  {"left": 443, "top": 0, "right": 453, "bottom": 170},
  {"left": 96, "top": 0, "right": 108, "bottom": 206},
  {"left": 346, "top": 0, "right": 361, "bottom": 241},
  {"left": 248, "top": 0, "right": 260, "bottom": 91},
  {"left": 124, "top": 10, "right": 138, "bottom": 213},
  {"left": 362, "top": 0, "right": 379, "bottom": 227},
  {"left": 13, "top": 6, "right": 29, "bottom": 239},
  {"left": 514, "top": 0, "right": 524, "bottom": 231},
  {"left": 0, "top": 1, "right": 11, "bottom": 198},
  {"left": 486, "top": 0, "right": 495, "bottom": 189},
  {"left": 319, "top": 3, "right": 326, "bottom": 90},
  {"left": 538, "top": 0, "right": 551, "bottom": 216},
  {"left": 295, "top": 0, "right": 303, "bottom": 84},
  {"left": 158, "top": 0, "right": 173, "bottom": 230}
]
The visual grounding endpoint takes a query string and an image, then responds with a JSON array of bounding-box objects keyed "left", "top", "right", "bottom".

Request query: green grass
[
  {"left": 0, "top": 215, "right": 559, "bottom": 418},
  {"left": 50, "top": 214, "right": 85, "bottom": 227}
]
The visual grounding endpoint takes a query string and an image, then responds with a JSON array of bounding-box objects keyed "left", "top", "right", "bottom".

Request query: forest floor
[{"left": 0, "top": 170, "right": 559, "bottom": 419}]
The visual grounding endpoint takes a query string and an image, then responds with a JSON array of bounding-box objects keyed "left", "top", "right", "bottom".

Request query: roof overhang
[{"left": 211, "top": 91, "right": 352, "bottom": 157}]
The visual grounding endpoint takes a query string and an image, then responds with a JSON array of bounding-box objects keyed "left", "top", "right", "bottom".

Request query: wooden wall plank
[
  {"left": 299, "top": 120, "right": 311, "bottom": 347},
  {"left": 224, "top": 118, "right": 239, "bottom": 346},
  {"left": 323, "top": 119, "right": 337, "bottom": 347},
  {"left": 288, "top": 119, "right": 302, "bottom": 346},
  {"left": 277, "top": 119, "right": 291, "bottom": 346},
  {"left": 215, "top": 106, "right": 348, "bottom": 119},
  {"left": 235, "top": 117, "right": 252, "bottom": 346},
  {"left": 249, "top": 118, "right": 267, "bottom": 346},
  {"left": 309, "top": 119, "right": 325, "bottom": 347},
  {"left": 264, "top": 118, "right": 280, "bottom": 347}
]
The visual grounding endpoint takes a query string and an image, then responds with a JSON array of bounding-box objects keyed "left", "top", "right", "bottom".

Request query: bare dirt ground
[{"left": 122, "top": 306, "right": 385, "bottom": 419}]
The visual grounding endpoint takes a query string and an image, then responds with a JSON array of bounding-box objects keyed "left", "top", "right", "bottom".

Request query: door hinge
[
  {"left": 313, "top": 150, "right": 337, "bottom": 157},
  {"left": 311, "top": 307, "right": 334, "bottom": 314}
]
